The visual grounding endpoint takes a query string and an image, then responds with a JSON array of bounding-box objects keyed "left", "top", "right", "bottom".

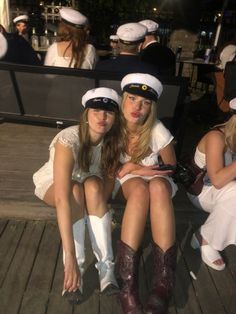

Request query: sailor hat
[
  {"left": 116, "top": 23, "right": 147, "bottom": 44},
  {"left": 13, "top": 15, "right": 29, "bottom": 24},
  {"left": 59, "top": 7, "right": 88, "bottom": 28},
  {"left": 229, "top": 98, "right": 236, "bottom": 114},
  {"left": 0, "top": 33, "right": 8, "bottom": 59},
  {"left": 110, "top": 35, "right": 119, "bottom": 42},
  {"left": 121, "top": 73, "right": 163, "bottom": 101},
  {"left": 82, "top": 87, "right": 121, "bottom": 112},
  {"left": 139, "top": 19, "right": 159, "bottom": 34}
]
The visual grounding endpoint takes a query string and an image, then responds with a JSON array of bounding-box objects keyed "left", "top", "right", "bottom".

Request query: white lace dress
[
  {"left": 113, "top": 120, "right": 178, "bottom": 198},
  {"left": 44, "top": 42, "right": 97, "bottom": 69},
  {"left": 33, "top": 125, "right": 102, "bottom": 200},
  {"left": 188, "top": 147, "right": 236, "bottom": 250}
]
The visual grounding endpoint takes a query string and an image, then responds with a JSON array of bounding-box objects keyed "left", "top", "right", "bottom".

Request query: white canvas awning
[{"left": 0, "top": 0, "right": 10, "bottom": 31}]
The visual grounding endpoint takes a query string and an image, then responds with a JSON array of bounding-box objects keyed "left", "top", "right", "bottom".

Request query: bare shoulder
[
  {"left": 206, "top": 128, "right": 225, "bottom": 142},
  {"left": 204, "top": 129, "right": 225, "bottom": 154},
  {"left": 198, "top": 129, "right": 225, "bottom": 153}
]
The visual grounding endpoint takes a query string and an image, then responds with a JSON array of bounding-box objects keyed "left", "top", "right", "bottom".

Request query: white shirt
[
  {"left": 44, "top": 42, "right": 97, "bottom": 69},
  {"left": 120, "top": 120, "right": 174, "bottom": 165}
]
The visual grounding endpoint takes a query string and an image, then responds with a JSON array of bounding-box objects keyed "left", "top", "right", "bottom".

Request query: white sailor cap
[
  {"left": 121, "top": 73, "right": 163, "bottom": 101},
  {"left": 59, "top": 7, "right": 88, "bottom": 28},
  {"left": 116, "top": 23, "right": 147, "bottom": 44},
  {"left": 0, "top": 33, "right": 8, "bottom": 59},
  {"left": 13, "top": 15, "right": 29, "bottom": 24},
  {"left": 229, "top": 98, "right": 236, "bottom": 114},
  {"left": 110, "top": 35, "right": 119, "bottom": 42},
  {"left": 82, "top": 87, "right": 121, "bottom": 112},
  {"left": 139, "top": 19, "right": 159, "bottom": 34}
]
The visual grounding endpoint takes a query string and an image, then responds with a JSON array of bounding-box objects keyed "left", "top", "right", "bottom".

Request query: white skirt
[
  {"left": 188, "top": 180, "right": 236, "bottom": 251},
  {"left": 112, "top": 174, "right": 178, "bottom": 199}
]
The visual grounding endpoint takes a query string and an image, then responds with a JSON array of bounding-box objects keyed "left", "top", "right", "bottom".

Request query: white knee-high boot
[
  {"left": 87, "top": 211, "right": 118, "bottom": 292},
  {"left": 63, "top": 218, "right": 86, "bottom": 293}
]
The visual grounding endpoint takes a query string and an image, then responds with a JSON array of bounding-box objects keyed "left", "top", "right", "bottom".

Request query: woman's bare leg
[
  {"left": 121, "top": 178, "right": 150, "bottom": 251},
  {"left": 149, "top": 177, "right": 175, "bottom": 251}
]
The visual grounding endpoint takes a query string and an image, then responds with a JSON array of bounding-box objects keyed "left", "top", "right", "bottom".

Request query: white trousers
[{"left": 188, "top": 181, "right": 236, "bottom": 251}]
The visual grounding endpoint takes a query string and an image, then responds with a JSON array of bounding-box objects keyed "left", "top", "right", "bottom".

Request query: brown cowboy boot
[
  {"left": 116, "top": 240, "right": 143, "bottom": 314},
  {"left": 144, "top": 242, "right": 177, "bottom": 314}
]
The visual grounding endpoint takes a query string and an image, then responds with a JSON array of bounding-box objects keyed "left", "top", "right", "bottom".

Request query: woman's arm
[
  {"left": 159, "top": 141, "right": 176, "bottom": 166},
  {"left": 205, "top": 131, "right": 236, "bottom": 189},
  {"left": 53, "top": 142, "right": 79, "bottom": 292},
  {"left": 118, "top": 142, "right": 176, "bottom": 178}
]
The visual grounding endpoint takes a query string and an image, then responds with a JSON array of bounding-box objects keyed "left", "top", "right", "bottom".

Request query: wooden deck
[{"left": 0, "top": 122, "right": 236, "bottom": 314}]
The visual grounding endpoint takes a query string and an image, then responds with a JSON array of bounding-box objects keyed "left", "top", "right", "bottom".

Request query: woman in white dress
[
  {"left": 44, "top": 7, "right": 97, "bottom": 69},
  {"left": 33, "top": 87, "right": 121, "bottom": 301},
  {"left": 188, "top": 97, "right": 236, "bottom": 271},
  {"left": 114, "top": 73, "right": 178, "bottom": 314}
]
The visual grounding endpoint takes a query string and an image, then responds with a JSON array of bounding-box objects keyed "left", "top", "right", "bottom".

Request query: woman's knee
[
  {"left": 84, "top": 176, "right": 104, "bottom": 196},
  {"left": 149, "top": 178, "right": 172, "bottom": 198},
  {"left": 123, "top": 179, "right": 149, "bottom": 201}
]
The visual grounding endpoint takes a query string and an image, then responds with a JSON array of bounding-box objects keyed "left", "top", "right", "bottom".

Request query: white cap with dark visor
[
  {"left": 121, "top": 73, "right": 163, "bottom": 102},
  {"left": 82, "top": 87, "right": 121, "bottom": 112}
]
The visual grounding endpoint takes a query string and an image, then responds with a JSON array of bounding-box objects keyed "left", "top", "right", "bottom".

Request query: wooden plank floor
[{"left": 0, "top": 122, "right": 236, "bottom": 314}]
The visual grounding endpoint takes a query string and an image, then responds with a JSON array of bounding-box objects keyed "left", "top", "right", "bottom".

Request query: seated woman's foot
[{"left": 191, "top": 232, "right": 225, "bottom": 271}]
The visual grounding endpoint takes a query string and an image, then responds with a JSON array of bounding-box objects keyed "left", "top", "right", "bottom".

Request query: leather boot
[
  {"left": 87, "top": 211, "right": 118, "bottom": 293},
  {"left": 116, "top": 240, "right": 143, "bottom": 314},
  {"left": 144, "top": 242, "right": 177, "bottom": 314}
]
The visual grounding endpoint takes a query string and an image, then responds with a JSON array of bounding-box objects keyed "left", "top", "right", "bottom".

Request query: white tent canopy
[{"left": 0, "top": 0, "right": 10, "bottom": 31}]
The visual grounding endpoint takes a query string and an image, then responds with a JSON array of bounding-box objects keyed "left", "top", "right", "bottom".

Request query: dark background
[{"left": 9, "top": 0, "right": 236, "bottom": 46}]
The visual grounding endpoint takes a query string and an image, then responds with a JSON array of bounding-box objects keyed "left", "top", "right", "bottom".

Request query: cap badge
[
  {"left": 142, "top": 85, "right": 148, "bottom": 90},
  {"left": 103, "top": 98, "right": 108, "bottom": 103}
]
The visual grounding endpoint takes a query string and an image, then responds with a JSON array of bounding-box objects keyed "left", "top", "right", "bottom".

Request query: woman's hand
[
  {"left": 63, "top": 252, "right": 81, "bottom": 293},
  {"left": 117, "top": 162, "right": 141, "bottom": 178},
  {"left": 131, "top": 165, "right": 174, "bottom": 176},
  {"left": 118, "top": 163, "right": 173, "bottom": 178}
]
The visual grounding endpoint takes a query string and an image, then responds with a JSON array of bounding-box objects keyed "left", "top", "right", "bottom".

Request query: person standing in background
[
  {"left": 44, "top": 7, "right": 97, "bottom": 69},
  {"left": 96, "top": 22, "right": 160, "bottom": 77},
  {"left": 0, "top": 20, "right": 41, "bottom": 65},
  {"left": 109, "top": 34, "right": 119, "bottom": 58},
  {"left": 139, "top": 19, "right": 176, "bottom": 76},
  {"left": 13, "top": 14, "right": 29, "bottom": 41}
]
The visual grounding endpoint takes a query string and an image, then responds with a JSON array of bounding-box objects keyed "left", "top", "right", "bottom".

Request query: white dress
[
  {"left": 33, "top": 125, "right": 103, "bottom": 200},
  {"left": 188, "top": 147, "right": 236, "bottom": 251},
  {"left": 113, "top": 120, "right": 178, "bottom": 198},
  {"left": 44, "top": 42, "right": 97, "bottom": 69}
]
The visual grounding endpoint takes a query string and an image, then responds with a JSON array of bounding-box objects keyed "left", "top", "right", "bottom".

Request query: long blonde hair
[
  {"left": 78, "top": 108, "right": 122, "bottom": 176},
  {"left": 57, "top": 21, "right": 89, "bottom": 68},
  {"left": 214, "top": 115, "right": 236, "bottom": 153},
  {"left": 120, "top": 92, "right": 157, "bottom": 163}
]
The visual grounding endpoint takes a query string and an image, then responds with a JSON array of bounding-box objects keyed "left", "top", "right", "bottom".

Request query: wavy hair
[
  {"left": 78, "top": 108, "right": 122, "bottom": 177},
  {"left": 57, "top": 21, "right": 89, "bottom": 68},
  {"left": 120, "top": 92, "right": 157, "bottom": 163},
  {"left": 214, "top": 115, "right": 236, "bottom": 153}
]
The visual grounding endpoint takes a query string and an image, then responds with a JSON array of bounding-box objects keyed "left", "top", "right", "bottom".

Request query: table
[{"left": 177, "top": 58, "right": 217, "bottom": 89}]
